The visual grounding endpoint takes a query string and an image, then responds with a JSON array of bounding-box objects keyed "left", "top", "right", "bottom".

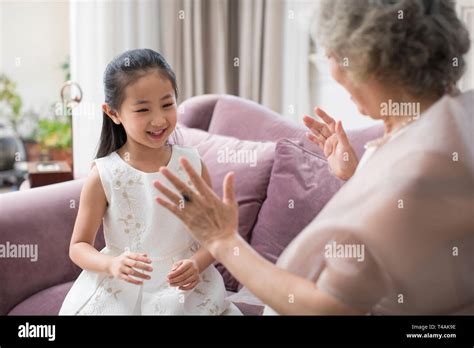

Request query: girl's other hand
[
  {"left": 107, "top": 251, "right": 153, "bottom": 285},
  {"left": 167, "top": 259, "right": 200, "bottom": 291},
  {"left": 303, "top": 107, "right": 359, "bottom": 180}
]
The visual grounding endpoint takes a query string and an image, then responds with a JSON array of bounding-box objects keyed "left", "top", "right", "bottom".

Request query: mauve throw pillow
[
  {"left": 176, "top": 126, "right": 276, "bottom": 291},
  {"left": 250, "top": 138, "right": 345, "bottom": 266}
]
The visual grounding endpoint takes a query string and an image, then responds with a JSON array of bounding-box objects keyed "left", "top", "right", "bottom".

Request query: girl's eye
[
  {"left": 163, "top": 103, "right": 174, "bottom": 108},
  {"left": 136, "top": 109, "right": 149, "bottom": 113}
]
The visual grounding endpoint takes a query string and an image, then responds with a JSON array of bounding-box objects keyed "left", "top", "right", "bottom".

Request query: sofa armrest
[
  {"left": 0, "top": 179, "right": 104, "bottom": 314},
  {"left": 227, "top": 286, "right": 265, "bottom": 315}
]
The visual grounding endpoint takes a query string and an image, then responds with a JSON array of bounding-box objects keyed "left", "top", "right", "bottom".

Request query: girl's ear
[{"left": 102, "top": 103, "right": 121, "bottom": 125}]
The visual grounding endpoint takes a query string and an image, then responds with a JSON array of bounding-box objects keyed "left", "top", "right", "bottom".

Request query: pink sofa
[{"left": 0, "top": 94, "right": 382, "bottom": 315}]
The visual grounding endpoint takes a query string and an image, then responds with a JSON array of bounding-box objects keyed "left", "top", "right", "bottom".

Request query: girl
[{"left": 59, "top": 49, "right": 241, "bottom": 315}]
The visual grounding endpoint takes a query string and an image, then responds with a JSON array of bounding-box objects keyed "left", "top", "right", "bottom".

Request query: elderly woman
[{"left": 154, "top": 0, "right": 473, "bottom": 315}]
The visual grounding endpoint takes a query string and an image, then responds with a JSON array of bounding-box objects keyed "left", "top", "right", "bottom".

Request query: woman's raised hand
[
  {"left": 107, "top": 251, "right": 153, "bottom": 285},
  {"left": 303, "top": 107, "right": 358, "bottom": 180},
  {"left": 153, "top": 157, "right": 239, "bottom": 255}
]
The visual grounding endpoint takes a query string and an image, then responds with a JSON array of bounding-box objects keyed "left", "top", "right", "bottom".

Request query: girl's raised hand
[
  {"left": 303, "top": 107, "right": 359, "bottom": 180},
  {"left": 107, "top": 251, "right": 153, "bottom": 285}
]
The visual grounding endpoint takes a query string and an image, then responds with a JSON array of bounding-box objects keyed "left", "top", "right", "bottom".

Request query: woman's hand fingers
[
  {"left": 306, "top": 132, "right": 324, "bottom": 150},
  {"left": 155, "top": 196, "right": 186, "bottom": 220},
  {"left": 223, "top": 172, "right": 237, "bottom": 205},
  {"left": 303, "top": 114, "right": 332, "bottom": 139},
  {"left": 158, "top": 166, "right": 197, "bottom": 200},
  {"left": 153, "top": 180, "right": 182, "bottom": 205},
  {"left": 314, "top": 107, "right": 336, "bottom": 132},
  {"left": 324, "top": 134, "right": 338, "bottom": 158},
  {"left": 179, "top": 157, "right": 214, "bottom": 199},
  {"left": 335, "top": 120, "right": 351, "bottom": 147}
]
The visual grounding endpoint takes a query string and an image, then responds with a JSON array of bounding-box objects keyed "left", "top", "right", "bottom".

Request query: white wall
[{"left": 0, "top": 0, "right": 69, "bottom": 118}]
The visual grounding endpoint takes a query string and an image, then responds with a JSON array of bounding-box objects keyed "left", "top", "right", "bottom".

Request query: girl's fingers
[
  {"left": 125, "top": 258, "right": 153, "bottom": 272},
  {"left": 122, "top": 266, "right": 150, "bottom": 280},
  {"left": 127, "top": 253, "right": 152, "bottom": 264},
  {"left": 179, "top": 280, "right": 199, "bottom": 291},
  {"left": 171, "top": 274, "right": 198, "bottom": 287},
  {"left": 119, "top": 273, "right": 143, "bottom": 285},
  {"left": 168, "top": 263, "right": 192, "bottom": 280},
  {"left": 171, "top": 260, "right": 183, "bottom": 271},
  {"left": 168, "top": 267, "right": 189, "bottom": 278},
  {"left": 168, "top": 268, "right": 195, "bottom": 285}
]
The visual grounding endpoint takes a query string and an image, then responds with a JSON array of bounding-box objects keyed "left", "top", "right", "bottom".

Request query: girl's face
[{"left": 104, "top": 70, "right": 177, "bottom": 150}]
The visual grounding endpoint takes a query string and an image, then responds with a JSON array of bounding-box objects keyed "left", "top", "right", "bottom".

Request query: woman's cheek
[{"left": 329, "top": 58, "right": 345, "bottom": 85}]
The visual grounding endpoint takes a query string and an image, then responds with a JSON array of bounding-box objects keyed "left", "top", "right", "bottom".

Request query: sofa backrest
[{"left": 178, "top": 94, "right": 383, "bottom": 159}]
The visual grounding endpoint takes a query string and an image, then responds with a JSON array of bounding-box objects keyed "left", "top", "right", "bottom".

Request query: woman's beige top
[{"left": 266, "top": 91, "right": 474, "bottom": 315}]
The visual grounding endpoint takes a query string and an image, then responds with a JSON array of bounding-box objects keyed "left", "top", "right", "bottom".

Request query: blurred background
[{"left": 0, "top": 0, "right": 473, "bottom": 192}]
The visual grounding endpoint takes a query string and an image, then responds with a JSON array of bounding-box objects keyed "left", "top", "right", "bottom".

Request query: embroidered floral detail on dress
[{"left": 78, "top": 276, "right": 121, "bottom": 315}]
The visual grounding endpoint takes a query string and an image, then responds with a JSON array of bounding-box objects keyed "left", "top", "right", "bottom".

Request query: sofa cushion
[
  {"left": 8, "top": 281, "right": 74, "bottom": 315},
  {"left": 250, "top": 138, "right": 345, "bottom": 265},
  {"left": 175, "top": 126, "right": 276, "bottom": 291},
  {"left": 207, "top": 95, "right": 306, "bottom": 142}
]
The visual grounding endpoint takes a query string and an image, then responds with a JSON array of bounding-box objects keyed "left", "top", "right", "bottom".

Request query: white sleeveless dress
[{"left": 59, "top": 145, "right": 241, "bottom": 315}]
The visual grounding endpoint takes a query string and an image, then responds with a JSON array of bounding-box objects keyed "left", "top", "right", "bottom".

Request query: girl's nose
[{"left": 150, "top": 114, "right": 166, "bottom": 127}]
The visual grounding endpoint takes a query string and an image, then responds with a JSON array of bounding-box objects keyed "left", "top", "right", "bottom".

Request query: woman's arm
[
  {"left": 154, "top": 157, "right": 365, "bottom": 314},
  {"left": 211, "top": 234, "right": 364, "bottom": 315}
]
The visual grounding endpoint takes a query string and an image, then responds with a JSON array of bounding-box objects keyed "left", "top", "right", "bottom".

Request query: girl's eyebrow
[
  {"left": 160, "top": 94, "right": 173, "bottom": 100},
  {"left": 134, "top": 100, "right": 150, "bottom": 105},
  {"left": 133, "top": 94, "right": 172, "bottom": 105}
]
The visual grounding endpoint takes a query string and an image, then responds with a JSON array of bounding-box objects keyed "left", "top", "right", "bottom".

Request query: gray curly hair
[{"left": 314, "top": 0, "right": 470, "bottom": 97}]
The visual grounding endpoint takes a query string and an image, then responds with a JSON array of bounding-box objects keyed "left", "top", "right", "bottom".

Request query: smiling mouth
[{"left": 146, "top": 128, "right": 167, "bottom": 139}]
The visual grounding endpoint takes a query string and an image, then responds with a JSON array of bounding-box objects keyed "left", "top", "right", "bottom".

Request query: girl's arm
[
  {"left": 69, "top": 166, "right": 152, "bottom": 285},
  {"left": 69, "top": 166, "right": 112, "bottom": 273}
]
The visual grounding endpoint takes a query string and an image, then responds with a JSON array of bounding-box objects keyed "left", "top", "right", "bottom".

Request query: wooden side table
[{"left": 27, "top": 161, "right": 73, "bottom": 188}]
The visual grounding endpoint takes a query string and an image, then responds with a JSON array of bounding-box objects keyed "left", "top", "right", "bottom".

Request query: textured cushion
[
  {"left": 250, "top": 138, "right": 345, "bottom": 265},
  {"left": 176, "top": 126, "right": 276, "bottom": 291},
  {"left": 8, "top": 282, "right": 73, "bottom": 315},
  {"left": 207, "top": 95, "right": 306, "bottom": 142}
]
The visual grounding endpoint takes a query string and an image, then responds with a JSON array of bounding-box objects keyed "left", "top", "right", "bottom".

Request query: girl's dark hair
[{"left": 95, "top": 48, "right": 178, "bottom": 158}]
